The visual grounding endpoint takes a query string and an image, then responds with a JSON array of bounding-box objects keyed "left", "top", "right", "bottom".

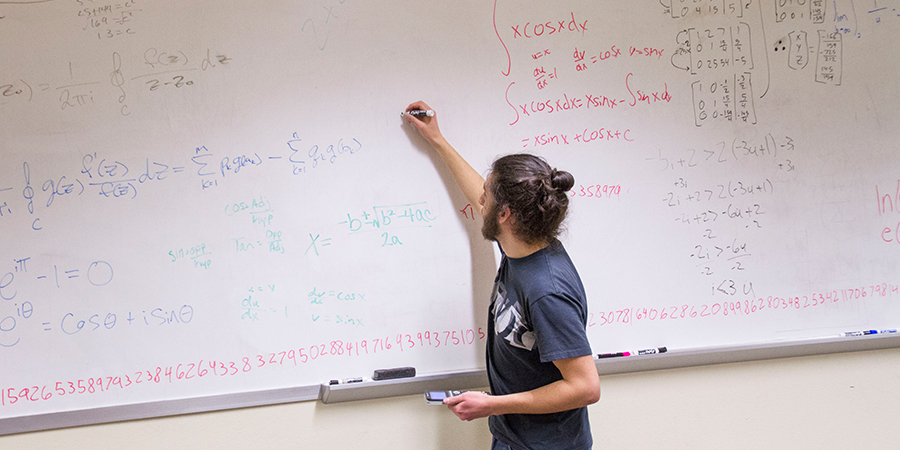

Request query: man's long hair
[{"left": 489, "top": 154, "right": 575, "bottom": 245}]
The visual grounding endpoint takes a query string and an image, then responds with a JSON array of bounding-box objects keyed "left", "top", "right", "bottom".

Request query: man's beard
[{"left": 481, "top": 203, "right": 501, "bottom": 241}]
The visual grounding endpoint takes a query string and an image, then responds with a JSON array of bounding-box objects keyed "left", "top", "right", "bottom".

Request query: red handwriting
[
  {"left": 514, "top": 93, "right": 624, "bottom": 118},
  {"left": 459, "top": 204, "right": 476, "bottom": 220},
  {"left": 493, "top": 0, "right": 511, "bottom": 76},
  {"left": 505, "top": 74, "right": 672, "bottom": 125},
  {"left": 510, "top": 12, "right": 588, "bottom": 39},
  {"left": 588, "top": 282, "right": 899, "bottom": 328},
  {"left": 881, "top": 222, "right": 900, "bottom": 245},
  {"left": 532, "top": 49, "right": 551, "bottom": 60},
  {"left": 595, "top": 45, "right": 622, "bottom": 61},
  {"left": 570, "top": 184, "right": 623, "bottom": 200},
  {"left": 576, "top": 128, "right": 633, "bottom": 143},
  {"left": 572, "top": 184, "right": 622, "bottom": 199},
  {"left": 629, "top": 46, "right": 665, "bottom": 59},
  {"left": 876, "top": 180, "right": 900, "bottom": 215},
  {"left": 876, "top": 181, "right": 900, "bottom": 246},
  {"left": 574, "top": 45, "right": 666, "bottom": 71},
  {"left": 534, "top": 66, "right": 558, "bottom": 90},
  {"left": 1, "top": 328, "right": 486, "bottom": 408},
  {"left": 626, "top": 73, "right": 672, "bottom": 106},
  {"left": 520, "top": 128, "right": 634, "bottom": 149}
]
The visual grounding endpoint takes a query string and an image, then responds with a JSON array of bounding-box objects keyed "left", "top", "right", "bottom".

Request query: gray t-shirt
[{"left": 487, "top": 240, "right": 593, "bottom": 450}]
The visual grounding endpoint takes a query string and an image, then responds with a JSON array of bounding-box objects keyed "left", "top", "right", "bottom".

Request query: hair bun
[{"left": 550, "top": 169, "right": 575, "bottom": 192}]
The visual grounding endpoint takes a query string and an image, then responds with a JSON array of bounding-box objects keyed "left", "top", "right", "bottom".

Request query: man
[{"left": 405, "top": 101, "right": 601, "bottom": 450}]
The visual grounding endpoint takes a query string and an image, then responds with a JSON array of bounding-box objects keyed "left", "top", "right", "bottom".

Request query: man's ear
[{"left": 497, "top": 206, "right": 512, "bottom": 224}]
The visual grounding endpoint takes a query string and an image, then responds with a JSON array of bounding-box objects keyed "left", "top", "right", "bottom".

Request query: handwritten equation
[
  {"left": 659, "top": 0, "right": 753, "bottom": 19},
  {"left": 0, "top": 47, "right": 231, "bottom": 117},
  {"left": 76, "top": 0, "right": 143, "bottom": 40},
  {"left": 648, "top": 133, "right": 797, "bottom": 298},
  {"left": 0, "top": 256, "right": 193, "bottom": 348},
  {"left": 338, "top": 202, "right": 437, "bottom": 247},
  {"left": 0, "top": 132, "right": 366, "bottom": 233},
  {"left": 235, "top": 282, "right": 370, "bottom": 328}
]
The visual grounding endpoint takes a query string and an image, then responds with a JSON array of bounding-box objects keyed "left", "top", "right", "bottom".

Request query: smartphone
[{"left": 424, "top": 390, "right": 462, "bottom": 405}]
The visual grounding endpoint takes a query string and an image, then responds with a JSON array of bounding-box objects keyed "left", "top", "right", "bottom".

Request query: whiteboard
[{"left": 1, "top": 0, "right": 899, "bottom": 428}]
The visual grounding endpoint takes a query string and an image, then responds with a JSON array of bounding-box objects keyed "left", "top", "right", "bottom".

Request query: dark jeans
[{"left": 491, "top": 437, "right": 592, "bottom": 450}]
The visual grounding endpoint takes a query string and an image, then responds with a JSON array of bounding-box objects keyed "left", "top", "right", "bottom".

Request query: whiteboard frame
[{"left": 3, "top": 334, "right": 898, "bottom": 435}]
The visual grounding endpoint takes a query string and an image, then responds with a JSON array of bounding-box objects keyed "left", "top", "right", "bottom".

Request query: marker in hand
[{"left": 402, "top": 109, "right": 435, "bottom": 118}]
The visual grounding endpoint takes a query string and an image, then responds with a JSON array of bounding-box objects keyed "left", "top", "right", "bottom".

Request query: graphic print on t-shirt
[{"left": 492, "top": 280, "right": 535, "bottom": 351}]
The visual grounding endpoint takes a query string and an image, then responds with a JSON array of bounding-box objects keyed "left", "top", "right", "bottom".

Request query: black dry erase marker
[{"left": 402, "top": 109, "right": 435, "bottom": 118}]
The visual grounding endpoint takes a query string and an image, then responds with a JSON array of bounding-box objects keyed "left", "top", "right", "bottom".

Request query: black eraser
[{"left": 372, "top": 367, "right": 416, "bottom": 380}]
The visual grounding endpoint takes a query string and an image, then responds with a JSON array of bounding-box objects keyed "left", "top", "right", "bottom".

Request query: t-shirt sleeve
[{"left": 530, "top": 293, "right": 592, "bottom": 363}]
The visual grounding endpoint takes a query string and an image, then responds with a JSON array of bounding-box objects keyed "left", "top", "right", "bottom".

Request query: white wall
[
  {"left": 4, "top": 348, "right": 897, "bottom": 449},
  {"left": 594, "top": 348, "right": 900, "bottom": 449}
]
